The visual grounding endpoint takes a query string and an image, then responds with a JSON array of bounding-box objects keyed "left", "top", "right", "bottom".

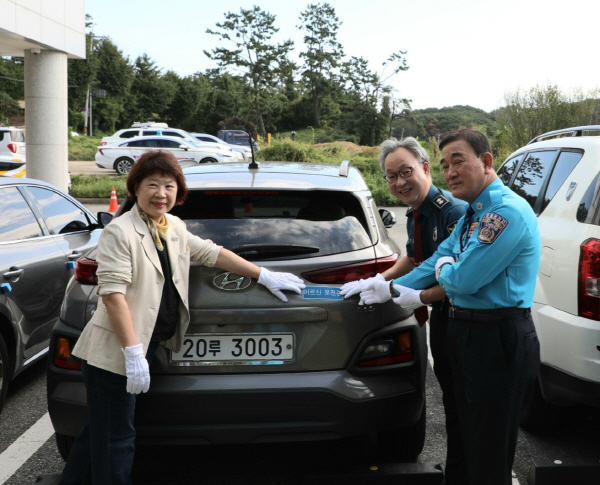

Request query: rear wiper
[{"left": 231, "top": 244, "right": 320, "bottom": 259}]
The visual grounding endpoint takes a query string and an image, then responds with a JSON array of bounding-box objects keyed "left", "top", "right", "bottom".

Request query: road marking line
[{"left": 0, "top": 412, "right": 54, "bottom": 484}]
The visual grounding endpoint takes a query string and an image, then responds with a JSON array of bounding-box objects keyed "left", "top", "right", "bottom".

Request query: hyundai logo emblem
[{"left": 213, "top": 272, "right": 252, "bottom": 291}]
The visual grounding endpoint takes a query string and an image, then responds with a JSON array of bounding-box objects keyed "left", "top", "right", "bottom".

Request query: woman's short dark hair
[
  {"left": 126, "top": 150, "right": 188, "bottom": 205},
  {"left": 439, "top": 129, "right": 492, "bottom": 157}
]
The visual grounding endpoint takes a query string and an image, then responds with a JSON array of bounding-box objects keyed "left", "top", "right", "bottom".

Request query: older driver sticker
[{"left": 477, "top": 213, "right": 508, "bottom": 244}]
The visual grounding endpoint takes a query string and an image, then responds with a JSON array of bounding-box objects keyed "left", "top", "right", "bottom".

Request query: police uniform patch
[
  {"left": 433, "top": 195, "right": 449, "bottom": 209},
  {"left": 446, "top": 220, "right": 459, "bottom": 234},
  {"left": 477, "top": 212, "right": 508, "bottom": 244}
]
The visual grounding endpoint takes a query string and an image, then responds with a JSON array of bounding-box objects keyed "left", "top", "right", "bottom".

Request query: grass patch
[
  {"left": 69, "top": 135, "right": 102, "bottom": 161},
  {"left": 70, "top": 174, "right": 127, "bottom": 199}
]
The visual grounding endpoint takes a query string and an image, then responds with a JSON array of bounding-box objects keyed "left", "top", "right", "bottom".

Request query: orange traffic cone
[{"left": 108, "top": 187, "right": 119, "bottom": 213}]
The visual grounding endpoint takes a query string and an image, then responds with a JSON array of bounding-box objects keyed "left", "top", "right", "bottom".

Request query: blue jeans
[{"left": 59, "top": 342, "right": 158, "bottom": 485}]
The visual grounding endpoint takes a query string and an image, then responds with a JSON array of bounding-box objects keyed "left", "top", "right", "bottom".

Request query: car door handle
[
  {"left": 3, "top": 267, "right": 24, "bottom": 280},
  {"left": 68, "top": 252, "right": 83, "bottom": 261}
]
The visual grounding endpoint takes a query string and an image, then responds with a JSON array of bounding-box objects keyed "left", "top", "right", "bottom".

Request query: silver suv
[
  {"left": 47, "top": 160, "right": 427, "bottom": 463},
  {"left": 0, "top": 127, "right": 26, "bottom": 169},
  {"left": 497, "top": 126, "right": 600, "bottom": 428}
]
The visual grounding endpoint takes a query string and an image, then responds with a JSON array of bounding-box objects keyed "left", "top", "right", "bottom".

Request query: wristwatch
[
  {"left": 389, "top": 280, "right": 399, "bottom": 298},
  {"left": 436, "top": 262, "right": 452, "bottom": 281}
]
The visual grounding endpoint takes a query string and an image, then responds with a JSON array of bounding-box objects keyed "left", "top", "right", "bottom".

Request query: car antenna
[{"left": 248, "top": 132, "right": 259, "bottom": 169}]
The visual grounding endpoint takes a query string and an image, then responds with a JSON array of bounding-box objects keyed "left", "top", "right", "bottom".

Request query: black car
[{"left": 0, "top": 176, "right": 102, "bottom": 414}]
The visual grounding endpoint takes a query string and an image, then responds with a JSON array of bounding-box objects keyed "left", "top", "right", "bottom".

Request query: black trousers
[
  {"left": 430, "top": 304, "right": 468, "bottom": 485},
  {"left": 447, "top": 312, "right": 540, "bottom": 485}
]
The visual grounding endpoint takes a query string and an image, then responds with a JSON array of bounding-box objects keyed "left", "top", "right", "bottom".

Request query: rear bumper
[
  {"left": 47, "top": 320, "right": 425, "bottom": 445},
  {"left": 539, "top": 363, "right": 600, "bottom": 408}
]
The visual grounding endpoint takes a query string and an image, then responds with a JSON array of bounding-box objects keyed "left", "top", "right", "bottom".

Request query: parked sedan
[
  {"left": 47, "top": 161, "right": 427, "bottom": 463},
  {"left": 0, "top": 176, "right": 104, "bottom": 414},
  {"left": 95, "top": 136, "right": 234, "bottom": 175}
]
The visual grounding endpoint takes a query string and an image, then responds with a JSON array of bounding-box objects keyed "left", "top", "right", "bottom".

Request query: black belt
[{"left": 448, "top": 306, "right": 531, "bottom": 323}]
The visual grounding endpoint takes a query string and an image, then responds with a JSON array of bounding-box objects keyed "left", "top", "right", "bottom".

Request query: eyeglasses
[{"left": 383, "top": 165, "right": 417, "bottom": 184}]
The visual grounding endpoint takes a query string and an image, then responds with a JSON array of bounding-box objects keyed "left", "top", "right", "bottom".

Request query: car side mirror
[
  {"left": 379, "top": 208, "right": 397, "bottom": 228},
  {"left": 179, "top": 144, "right": 188, "bottom": 151},
  {"left": 96, "top": 211, "right": 114, "bottom": 228}
]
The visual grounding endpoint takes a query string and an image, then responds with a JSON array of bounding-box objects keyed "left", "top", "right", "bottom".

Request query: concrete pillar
[{"left": 24, "top": 49, "right": 69, "bottom": 192}]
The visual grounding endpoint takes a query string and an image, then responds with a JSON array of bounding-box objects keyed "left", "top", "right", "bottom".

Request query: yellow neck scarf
[{"left": 137, "top": 204, "right": 170, "bottom": 251}]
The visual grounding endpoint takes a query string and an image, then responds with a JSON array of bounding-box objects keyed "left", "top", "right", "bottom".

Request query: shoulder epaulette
[{"left": 432, "top": 194, "right": 449, "bottom": 209}]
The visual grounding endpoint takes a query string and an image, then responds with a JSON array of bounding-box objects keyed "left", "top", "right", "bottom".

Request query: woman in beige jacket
[{"left": 59, "top": 150, "right": 305, "bottom": 485}]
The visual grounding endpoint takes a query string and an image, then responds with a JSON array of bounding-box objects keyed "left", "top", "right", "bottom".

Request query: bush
[{"left": 256, "top": 140, "right": 325, "bottom": 163}]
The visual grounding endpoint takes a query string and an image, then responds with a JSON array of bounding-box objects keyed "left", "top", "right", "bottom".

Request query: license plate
[{"left": 171, "top": 334, "right": 295, "bottom": 365}]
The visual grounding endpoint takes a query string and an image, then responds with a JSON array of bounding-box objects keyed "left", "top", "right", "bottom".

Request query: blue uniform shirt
[
  {"left": 395, "top": 178, "right": 541, "bottom": 309},
  {"left": 406, "top": 185, "right": 466, "bottom": 261}
]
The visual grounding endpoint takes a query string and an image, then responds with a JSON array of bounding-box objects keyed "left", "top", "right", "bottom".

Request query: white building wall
[
  {"left": 0, "top": 0, "right": 85, "bottom": 58},
  {"left": 0, "top": 1, "right": 86, "bottom": 192}
]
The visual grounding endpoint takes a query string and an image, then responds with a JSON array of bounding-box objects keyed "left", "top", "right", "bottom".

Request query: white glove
[
  {"left": 122, "top": 343, "right": 150, "bottom": 394},
  {"left": 339, "top": 273, "right": 385, "bottom": 299},
  {"left": 435, "top": 256, "right": 455, "bottom": 281},
  {"left": 258, "top": 267, "right": 305, "bottom": 302},
  {"left": 358, "top": 278, "right": 392, "bottom": 305},
  {"left": 392, "top": 284, "right": 424, "bottom": 310}
]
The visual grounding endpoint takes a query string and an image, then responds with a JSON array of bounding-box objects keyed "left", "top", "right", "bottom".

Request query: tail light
[
  {"left": 75, "top": 257, "right": 98, "bottom": 285},
  {"left": 54, "top": 336, "right": 81, "bottom": 370},
  {"left": 7, "top": 143, "right": 17, "bottom": 153},
  {"left": 101, "top": 141, "right": 107, "bottom": 146},
  {"left": 98, "top": 148, "right": 104, "bottom": 155},
  {"left": 358, "top": 331, "right": 413, "bottom": 366},
  {"left": 301, "top": 254, "right": 399, "bottom": 284},
  {"left": 578, "top": 238, "right": 600, "bottom": 320}
]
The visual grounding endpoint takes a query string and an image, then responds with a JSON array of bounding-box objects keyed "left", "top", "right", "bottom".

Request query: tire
[
  {"left": 520, "top": 376, "right": 560, "bottom": 430},
  {"left": 0, "top": 333, "right": 9, "bottom": 415},
  {"left": 377, "top": 396, "right": 426, "bottom": 463},
  {"left": 201, "top": 157, "right": 218, "bottom": 164},
  {"left": 55, "top": 433, "right": 75, "bottom": 461},
  {"left": 114, "top": 157, "right": 134, "bottom": 175}
]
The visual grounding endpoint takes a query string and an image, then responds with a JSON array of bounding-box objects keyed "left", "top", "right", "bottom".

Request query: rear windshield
[
  {"left": 169, "top": 190, "right": 372, "bottom": 260},
  {"left": 10, "top": 130, "right": 24, "bottom": 142}
]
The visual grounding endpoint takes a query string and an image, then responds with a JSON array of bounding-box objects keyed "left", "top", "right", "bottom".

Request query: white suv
[
  {"left": 0, "top": 127, "right": 26, "bottom": 169},
  {"left": 497, "top": 126, "right": 600, "bottom": 428}
]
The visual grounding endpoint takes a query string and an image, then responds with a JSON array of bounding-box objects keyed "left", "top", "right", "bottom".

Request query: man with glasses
[{"left": 340, "top": 136, "right": 466, "bottom": 482}]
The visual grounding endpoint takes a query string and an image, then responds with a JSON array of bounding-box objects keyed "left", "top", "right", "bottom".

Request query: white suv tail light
[{"left": 578, "top": 238, "right": 600, "bottom": 320}]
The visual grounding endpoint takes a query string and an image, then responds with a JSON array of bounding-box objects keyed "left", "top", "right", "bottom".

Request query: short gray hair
[{"left": 378, "top": 137, "right": 430, "bottom": 172}]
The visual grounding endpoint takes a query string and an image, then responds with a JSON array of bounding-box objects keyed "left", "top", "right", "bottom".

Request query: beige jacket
[{"left": 72, "top": 207, "right": 222, "bottom": 376}]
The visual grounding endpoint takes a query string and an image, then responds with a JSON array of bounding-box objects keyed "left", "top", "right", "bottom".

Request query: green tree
[
  {"left": 130, "top": 54, "right": 177, "bottom": 122},
  {"left": 498, "top": 85, "right": 600, "bottom": 150},
  {"left": 205, "top": 5, "right": 294, "bottom": 137},
  {"left": 0, "top": 57, "right": 24, "bottom": 101},
  {"left": 338, "top": 52, "right": 409, "bottom": 145},
  {"left": 298, "top": 2, "right": 344, "bottom": 129},
  {"left": 92, "top": 38, "right": 134, "bottom": 132}
]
